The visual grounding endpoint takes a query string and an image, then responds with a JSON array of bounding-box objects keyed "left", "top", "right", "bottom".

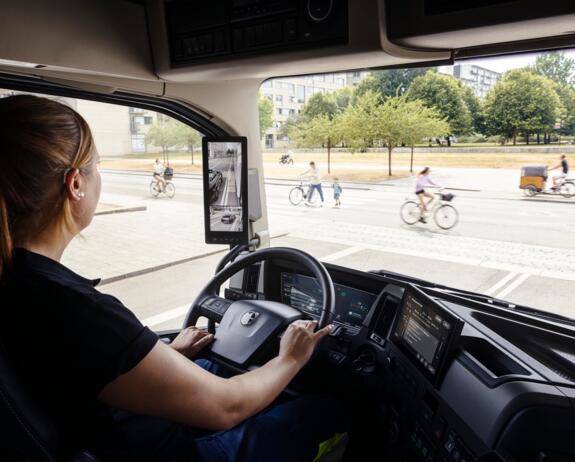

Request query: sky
[{"left": 456, "top": 48, "right": 575, "bottom": 73}]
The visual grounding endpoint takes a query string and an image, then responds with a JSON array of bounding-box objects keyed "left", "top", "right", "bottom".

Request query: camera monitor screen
[
  {"left": 202, "top": 137, "right": 248, "bottom": 245},
  {"left": 391, "top": 285, "right": 463, "bottom": 387}
]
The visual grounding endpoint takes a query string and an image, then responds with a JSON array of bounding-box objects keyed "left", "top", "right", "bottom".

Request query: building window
[
  {"left": 281, "top": 82, "right": 295, "bottom": 92},
  {"left": 296, "top": 85, "right": 305, "bottom": 103},
  {"left": 275, "top": 94, "right": 283, "bottom": 103},
  {"left": 290, "top": 96, "right": 298, "bottom": 103},
  {"left": 325, "top": 74, "right": 334, "bottom": 84},
  {"left": 144, "top": 116, "right": 153, "bottom": 125},
  {"left": 289, "top": 109, "right": 295, "bottom": 116},
  {"left": 336, "top": 78, "right": 345, "bottom": 86},
  {"left": 262, "top": 80, "right": 272, "bottom": 88}
]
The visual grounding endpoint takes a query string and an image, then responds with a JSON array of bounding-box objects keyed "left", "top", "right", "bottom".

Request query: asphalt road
[
  {"left": 86, "top": 170, "right": 575, "bottom": 330},
  {"left": 209, "top": 156, "right": 242, "bottom": 232}
]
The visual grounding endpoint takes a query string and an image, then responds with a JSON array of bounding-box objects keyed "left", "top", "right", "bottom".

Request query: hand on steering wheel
[{"left": 279, "top": 320, "right": 332, "bottom": 368}]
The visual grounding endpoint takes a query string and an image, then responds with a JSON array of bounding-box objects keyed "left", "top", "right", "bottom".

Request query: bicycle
[
  {"left": 150, "top": 177, "right": 176, "bottom": 198},
  {"left": 289, "top": 180, "right": 320, "bottom": 205},
  {"left": 400, "top": 190, "right": 459, "bottom": 230}
]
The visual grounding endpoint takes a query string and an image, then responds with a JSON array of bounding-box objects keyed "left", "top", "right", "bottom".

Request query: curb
[{"left": 95, "top": 205, "right": 147, "bottom": 216}]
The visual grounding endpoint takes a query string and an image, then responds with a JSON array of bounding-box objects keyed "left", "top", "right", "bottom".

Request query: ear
[{"left": 64, "top": 168, "right": 84, "bottom": 202}]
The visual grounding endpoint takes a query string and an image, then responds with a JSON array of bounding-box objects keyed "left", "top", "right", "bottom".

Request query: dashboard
[{"left": 226, "top": 258, "right": 575, "bottom": 462}]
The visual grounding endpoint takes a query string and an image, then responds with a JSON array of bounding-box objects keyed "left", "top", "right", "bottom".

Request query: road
[
  {"left": 63, "top": 169, "right": 575, "bottom": 331},
  {"left": 209, "top": 156, "right": 242, "bottom": 232}
]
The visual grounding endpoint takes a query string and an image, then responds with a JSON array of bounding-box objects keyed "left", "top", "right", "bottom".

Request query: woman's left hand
[{"left": 170, "top": 327, "right": 214, "bottom": 358}]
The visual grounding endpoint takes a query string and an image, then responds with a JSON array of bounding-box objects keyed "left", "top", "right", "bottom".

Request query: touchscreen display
[
  {"left": 391, "top": 287, "right": 463, "bottom": 381},
  {"left": 281, "top": 273, "right": 375, "bottom": 328}
]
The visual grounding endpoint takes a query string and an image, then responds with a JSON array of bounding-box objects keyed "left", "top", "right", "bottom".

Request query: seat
[{"left": 0, "top": 341, "right": 99, "bottom": 462}]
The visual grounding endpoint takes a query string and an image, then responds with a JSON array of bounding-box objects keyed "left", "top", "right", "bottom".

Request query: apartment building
[
  {"left": 439, "top": 64, "right": 501, "bottom": 98},
  {"left": 261, "top": 71, "right": 367, "bottom": 148}
]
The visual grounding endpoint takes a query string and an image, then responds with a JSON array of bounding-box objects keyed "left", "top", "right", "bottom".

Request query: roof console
[{"left": 165, "top": 0, "right": 348, "bottom": 68}]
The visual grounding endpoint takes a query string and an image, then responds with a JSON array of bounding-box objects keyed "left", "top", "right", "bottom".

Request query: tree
[
  {"left": 338, "top": 91, "right": 382, "bottom": 151},
  {"left": 258, "top": 93, "right": 273, "bottom": 139},
  {"left": 459, "top": 85, "right": 485, "bottom": 134},
  {"left": 301, "top": 92, "right": 338, "bottom": 120},
  {"left": 353, "top": 68, "right": 431, "bottom": 103},
  {"left": 552, "top": 83, "right": 575, "bottom": 136},
  {"left": 402, "top": 101, "right": 450, "bottom": 172},
  {"left": 530, "top": 52, "right": 575, "bottom": 87},
  {"left": 288, "top": 114, "right": 342, "bottom": 174},
  {"left": 173, "top": 121, "right": 202, "bottom": 164},
  {"left": 483, "top": 69, "right": 562, "bottom": 145},
  {"left": 406, "top": 71, "right": 473, "bottom": 138},
  {"left": 145, "top": 119, "right": 180, "bottom": 160}
]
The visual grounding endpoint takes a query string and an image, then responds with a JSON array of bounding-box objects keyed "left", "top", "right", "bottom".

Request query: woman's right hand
[{"left": 279, "top": 320, "right": 332, "bottom": 367}]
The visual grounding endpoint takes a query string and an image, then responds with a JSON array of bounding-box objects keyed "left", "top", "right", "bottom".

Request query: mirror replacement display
[{"left": 202, "top": 137, "right": 249, "bottom": 245}]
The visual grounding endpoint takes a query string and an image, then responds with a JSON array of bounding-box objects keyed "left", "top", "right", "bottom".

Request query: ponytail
[{"left": 0, "top": 194, "right": 13, "bottom": 280}]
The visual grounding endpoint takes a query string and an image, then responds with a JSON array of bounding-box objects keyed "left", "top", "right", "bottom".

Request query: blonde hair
[{"left": 0, "top": 95, "right": 95, "bottom": 279}]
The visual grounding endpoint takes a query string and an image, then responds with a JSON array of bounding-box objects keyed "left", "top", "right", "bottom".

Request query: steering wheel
[{"left": 184, "top": 247, "right": 335, "bottom": 368}]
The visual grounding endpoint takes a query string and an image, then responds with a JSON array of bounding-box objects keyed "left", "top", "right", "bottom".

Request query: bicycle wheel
[
  {"left": 289, "top": 187, "right": 304, "bottom": 205},
  {"left": 434, "top": 204, "right": 459, "bottom": 230},
  {"left": 150, "top": 181, "right": 160, "bottom": 197},
  {"left": 560, "top": 181, "right": 575, "bottom": 198},
  {"left": 400, "top": 201, "right": 420, "bottom": 225},
  {"left": 165, "top": 182, "right": 176, "bottom": 198}
]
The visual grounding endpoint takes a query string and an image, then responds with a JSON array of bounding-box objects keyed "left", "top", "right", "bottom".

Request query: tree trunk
[
  {"left": 512, "top": 128, "right": 517, "bottom": 146},
  {"left": 526, "top": 133, "right": 530, "bottom": 144},
  {"left": 447, "top": 135, "right": 452, "bottom": 147},
  {"left": 388, "top": 146, "right": 392, "bottom": 176},
  {"left": 410, "top": 145, "right": 414, "bottom": 173},
  {"left": 191, "top": 145, "right": 194, "bottom": 165},
  {"left": 537, "top": 133, "right": 540, "bottom": 144},
  {"left": 327, "top": 137, "right": 331, "bottom": 174}
]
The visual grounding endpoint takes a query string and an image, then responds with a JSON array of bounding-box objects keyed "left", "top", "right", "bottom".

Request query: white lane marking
[
  {"left": 494, "top": 273, "right": 530, "bottom": 299},
  {"left": 483, "top": 271, "right": 518, "bottom": 296},
  {"left": 142, "top": 304, "right": 189, "bottom": 328},
  {"left": 321, "top": 246, "right": 365, "bottom": 263}
]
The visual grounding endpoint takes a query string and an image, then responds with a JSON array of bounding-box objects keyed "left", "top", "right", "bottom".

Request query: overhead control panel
[{"left": 165, "top": 0, "right": 348, "bottom": 68}]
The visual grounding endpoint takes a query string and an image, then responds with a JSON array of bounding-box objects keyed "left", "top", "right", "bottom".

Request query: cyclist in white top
[
  {"left": 301, "top": 161, "right": 324, "bottom": 206},
  {"left": 415, "top": 167, "right": 439, "bottom": 223},
  {"left": 153, "top": 158, "right": 167, "bottom": 192}
]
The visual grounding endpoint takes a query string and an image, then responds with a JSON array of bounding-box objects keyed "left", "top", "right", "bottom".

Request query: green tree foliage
[
  {"left": 353, "top": 68, "right": 431, "bottom": 102},
  {"left": 459, "top": 85, "right": 485, "bottom": 134},
  {"left": 552, "top": 83, "right": 575, "bottom": 136},
  {"left": 483, "top": 69, "right": 562, "bottom": 144},
  {"left": 173, "top": 122, "right": 202, "bottom": 164},
  {"left": 145, "top": 119, "right": 180, "bottom": 155},
  {"left": 338, "top": 91, "right": 382, "bottom": 151},
  {"left": 258, "top": 93, "right": 274, "bottom": 138},
  {"left": 530, "top": 52, "right": 575, "bottom": 87},
  {"left": 402, "top": 101, "right": 450, "bottom": 172},
  {"left": 301, "top": 92, "right": 339, "bottom": 120},
  {"left": 406, "top": 71, "right": 473, "bottom": 136},
  {"left": 287, "top": 114, "right": 342, "bottom": 173}
]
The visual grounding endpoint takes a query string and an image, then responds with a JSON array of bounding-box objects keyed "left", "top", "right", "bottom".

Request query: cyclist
[
  {"left": 301, "top": 161, "right": 324, "bottom": 206},
  {"left": 153, "top": 158, "right": 167, "bottom": 192},
  {"left": 415, "top": 166, "right": 440, "bottom": 223},
  {"left": 549, "top": 154, "right": 569, "bottom": 189}
]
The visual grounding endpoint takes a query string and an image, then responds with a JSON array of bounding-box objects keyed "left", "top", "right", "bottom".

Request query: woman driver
[{"left": 0, "top": 95, "right": 340, "bottom": 461}]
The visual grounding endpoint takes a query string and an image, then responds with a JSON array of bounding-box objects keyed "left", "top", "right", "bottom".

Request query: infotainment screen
[
  {"left": 391, "top": 285, "right": 463, "bottom": 386},
  {"left": 202, "top": 136, "right": 248, "bottom": 245},
  {"left": 281, "top": 273, "right": 376, "bottom": 328}
]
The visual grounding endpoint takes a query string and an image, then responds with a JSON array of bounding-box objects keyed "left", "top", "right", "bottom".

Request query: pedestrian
[
  {"left": 301, "top": 161, "right": 324, "bottom": 206},
  {"left": 332, "top": 177, "right": 342, "bottom": 207}
]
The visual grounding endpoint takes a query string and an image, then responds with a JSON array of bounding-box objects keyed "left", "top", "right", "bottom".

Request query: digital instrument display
[
  {"left": 202, "top": 137, "right": 248, "bottom": 245},
  {"left": 391, "top": 286, "right": 463, "bottom": 386},
  {"left": 281, "top": 273, "right": 376, "bottom": 328}
]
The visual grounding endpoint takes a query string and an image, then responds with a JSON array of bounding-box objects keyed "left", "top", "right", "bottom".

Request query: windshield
[{"left": 260, "top": 49, "right": 575, "bottom": 322}]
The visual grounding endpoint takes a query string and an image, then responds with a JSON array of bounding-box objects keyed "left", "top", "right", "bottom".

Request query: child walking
[{"left": 333, "top": 178, "right": 342, "bottom": 207}]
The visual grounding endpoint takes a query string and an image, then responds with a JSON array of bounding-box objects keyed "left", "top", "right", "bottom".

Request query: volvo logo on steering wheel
[{"left": 240, "top": 311, "right": 260, "bottom": 326}]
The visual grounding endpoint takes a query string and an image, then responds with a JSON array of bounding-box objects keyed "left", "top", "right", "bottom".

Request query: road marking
[
  {"left": 495, "top": 273, "right": 530, "bottom": 299},
  {"left": 321, "top": 246, "right": 365, "bottom": 263},
  {"left": 142, "top": 304, "right": 190, "bottom": 328},
  {"left": 483, "top": 271, "right": 519, "bottom": 296}
]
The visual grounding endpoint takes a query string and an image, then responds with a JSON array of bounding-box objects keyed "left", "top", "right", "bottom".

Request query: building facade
[
  {"left": 439, "top": 64, "right": 501, "bottom": 98},
  {"left": 261, "top": 71, "right": 368, "bottom": 148}
]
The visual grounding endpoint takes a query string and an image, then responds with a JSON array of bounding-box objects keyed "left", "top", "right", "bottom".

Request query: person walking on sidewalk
[
  {"left": 301, "top": 161, "right": 324, "bottom": 206},
  {"left": 415, "top": 167, "right": 440, "bottom": 223},
  {"left": 332, "top": 177, "right": 342, "bottom": 208}
]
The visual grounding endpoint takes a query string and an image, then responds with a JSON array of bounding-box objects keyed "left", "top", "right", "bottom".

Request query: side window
[{"left": 0, "top": 89, "right": 215, "bottom": 330}]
